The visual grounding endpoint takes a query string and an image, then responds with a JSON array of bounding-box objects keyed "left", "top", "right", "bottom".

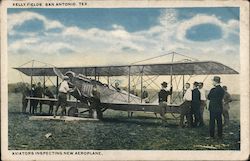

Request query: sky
[{"left": 7, "top": 7, "right": 240, "bottom": 93}]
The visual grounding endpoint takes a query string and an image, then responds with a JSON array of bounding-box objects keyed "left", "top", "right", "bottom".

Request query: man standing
[
  {"left": 34, "top": 82, "right": 43, "bottom": 113},
  {"left": 44, "top": 87, "right": 55, "bottom": 115},
  {"left": 222, "top": 86, "right": 232, "bottom": 126},
  {"left": 208, "top": 76, "right": 225, "bottom": 139},
  {"left": 30, "top": 84, "right": 36, "bottom": 114},
  {"left": 179, "top": 83, "right": 192, "bottom": 127},
  {"left": 21, "top": 83, "right": 30, "bottom": 113},
  {"left": 142, "top": 86, "right": 149, "bottom": 103},
  {"left": 91, "top": 84, "right": 103, "bottom": 120},
  {"left": 54, "top": 76, "right": 70, "bottom": 118},
  {"left": 191, "top": 82, "right": 201, "bottom": 127},
  {"left": 198, "top": 82, "right": 206, "bottom": 126},
  {"left": 158, "top": 82, "right": 172, "bottom": 121}
]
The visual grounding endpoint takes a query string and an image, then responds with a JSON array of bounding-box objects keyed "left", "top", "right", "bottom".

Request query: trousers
[
  {"left": 223, "top": 103, "right": 230, "bottom": 125},
  {"left": 200, "top": 100, "right": 206, "bottom": 125},
  {"left": 55, "top": 92, "right": 67, "bottom": 116},
  {"left": 179, "top": 101, "right": 192, "bottom": 127},
  {"left": 159, "top": 102, "right": 168, "bottom": 120},
  {"left": 222, "top": 109, "right": 229, "bottom": 125},
  {"left": 209, "top": 110, "right": 223, "bottom": 137}
]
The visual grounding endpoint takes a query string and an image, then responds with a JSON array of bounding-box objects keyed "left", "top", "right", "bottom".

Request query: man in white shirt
[
  {"left": 179, "top": 83, "right": 192, "bottom": 127},
  {"left": 54, "top": 76, "right": 71, "bottom": 118},
  {"left": 198, "top": 82, "right": 206, "bottom": 126},
  {"left": 183, "top": 83, "right": 192, "bottom": 101}
]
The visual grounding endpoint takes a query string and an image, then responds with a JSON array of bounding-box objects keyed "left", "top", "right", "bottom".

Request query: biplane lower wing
[
  {"left": 103, "top": 102, "right": 182, "bottom": 114},
  {"left": 26, "top": 97, "right": 183, "bottom": 114}
]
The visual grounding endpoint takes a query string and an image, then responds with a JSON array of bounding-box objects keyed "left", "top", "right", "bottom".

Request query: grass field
[{"left": 8, "top": 93, "right": 240, "bottom": 150}]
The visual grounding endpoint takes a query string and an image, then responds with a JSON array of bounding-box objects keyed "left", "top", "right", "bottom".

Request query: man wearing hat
[
  {"left": 54, "top": 76, "right": 71, "bottom": 118},
  {"left": 91, "top": 84, "right": 103, "bottom": 120},
  {"left": 158, "top": 81, "right": 172, "bottom": 121},
  {"left": 207, "top": 76, "right": 225, "bottom": 139},
  {"left": 34, "top": 82, "right": 44, "bottom": 113},
  {"left": 30, "top": 84, "right": 36, "bottom": 114}
]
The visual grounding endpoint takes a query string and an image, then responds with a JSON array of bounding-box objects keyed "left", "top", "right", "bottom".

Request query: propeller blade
[{"left": 53, "top": 67, "right": 64, "bottom": 79}]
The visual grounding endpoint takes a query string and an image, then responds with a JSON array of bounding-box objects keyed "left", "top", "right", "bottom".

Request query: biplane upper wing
[{"left": 14, "top": 61, "right": 239, "bottom": 76}]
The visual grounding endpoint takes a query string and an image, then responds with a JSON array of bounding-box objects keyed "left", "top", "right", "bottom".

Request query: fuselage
[{"left": 65, "top": 71, "right": 142, "bottom": 104}]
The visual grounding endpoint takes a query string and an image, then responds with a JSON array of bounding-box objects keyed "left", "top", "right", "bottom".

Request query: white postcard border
[{"left": 1, "top": 0, "right": 249, "bottom": 160}]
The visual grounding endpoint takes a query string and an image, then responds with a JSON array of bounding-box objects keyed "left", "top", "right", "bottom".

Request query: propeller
[
  {"left": 53, "top": 67, "right": 65, "bottom": 80},
  {"left": 53, "top": 67, "right": 79, "bottom": 94}
]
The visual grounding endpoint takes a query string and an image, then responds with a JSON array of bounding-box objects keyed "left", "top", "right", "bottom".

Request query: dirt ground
[{"left": 8, "top": 93, "right": 240, "bottom": 150}]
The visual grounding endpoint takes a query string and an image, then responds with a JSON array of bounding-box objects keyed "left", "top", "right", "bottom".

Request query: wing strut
[
  {"left": 170, "top": 52, "right": 175, "bottom": 103},
  {"left": 128, "top": 66, "right": 131, "bottom": 103}
]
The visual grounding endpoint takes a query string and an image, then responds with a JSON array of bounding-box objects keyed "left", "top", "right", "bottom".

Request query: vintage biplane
[{"left": 14, "top": 52, "right": 239, "bottom": 120}]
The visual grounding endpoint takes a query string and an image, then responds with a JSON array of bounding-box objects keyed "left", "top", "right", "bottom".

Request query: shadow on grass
[{"left": 101, "top": 116, "right": 180, "bottom": 128}]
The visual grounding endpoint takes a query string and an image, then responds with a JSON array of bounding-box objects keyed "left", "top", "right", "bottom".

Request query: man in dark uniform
[
  {"left": 191, "top": 82, "right": 201, "bottom": 127},
  {"left": 34, "top": 82, "right": 44, "bottom": 113},
  {"left": 30, "top": 84, "right": 36, "bottom": 114},
  {"left": 158, "top": 81, "right": 172, "bottom": 121},
  {"left": 44, "top": 87, "right": 55, "bottom": 115},
  {"left": 91, "top": 84, "right": 103, "bottom": 120},
  {"left": 142, "top": 86, "right": 149, "bottom": 103},
  {"left": 208, "top": 76, "right": 225, "bottom": 139}
]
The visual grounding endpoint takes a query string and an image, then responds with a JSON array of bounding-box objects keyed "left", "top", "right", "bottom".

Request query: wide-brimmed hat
[
  {"left": 161, "top": 81, "right": 168, "bottom": 87},
  {"left": 193, "top": 81, "right": 199, "bottom": 86},
  {"left": 212, "top": 76, "right": 221, "bottom": 83}
]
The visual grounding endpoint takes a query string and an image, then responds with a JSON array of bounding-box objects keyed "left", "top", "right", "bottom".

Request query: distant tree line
[{"left": 8, "top": 82, "right": 29, "bottom": 93}]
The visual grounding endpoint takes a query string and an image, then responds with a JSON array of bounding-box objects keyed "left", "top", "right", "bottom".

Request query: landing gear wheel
[{"left": 68, "top": 107, "right": 78, "bottom": 117}]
